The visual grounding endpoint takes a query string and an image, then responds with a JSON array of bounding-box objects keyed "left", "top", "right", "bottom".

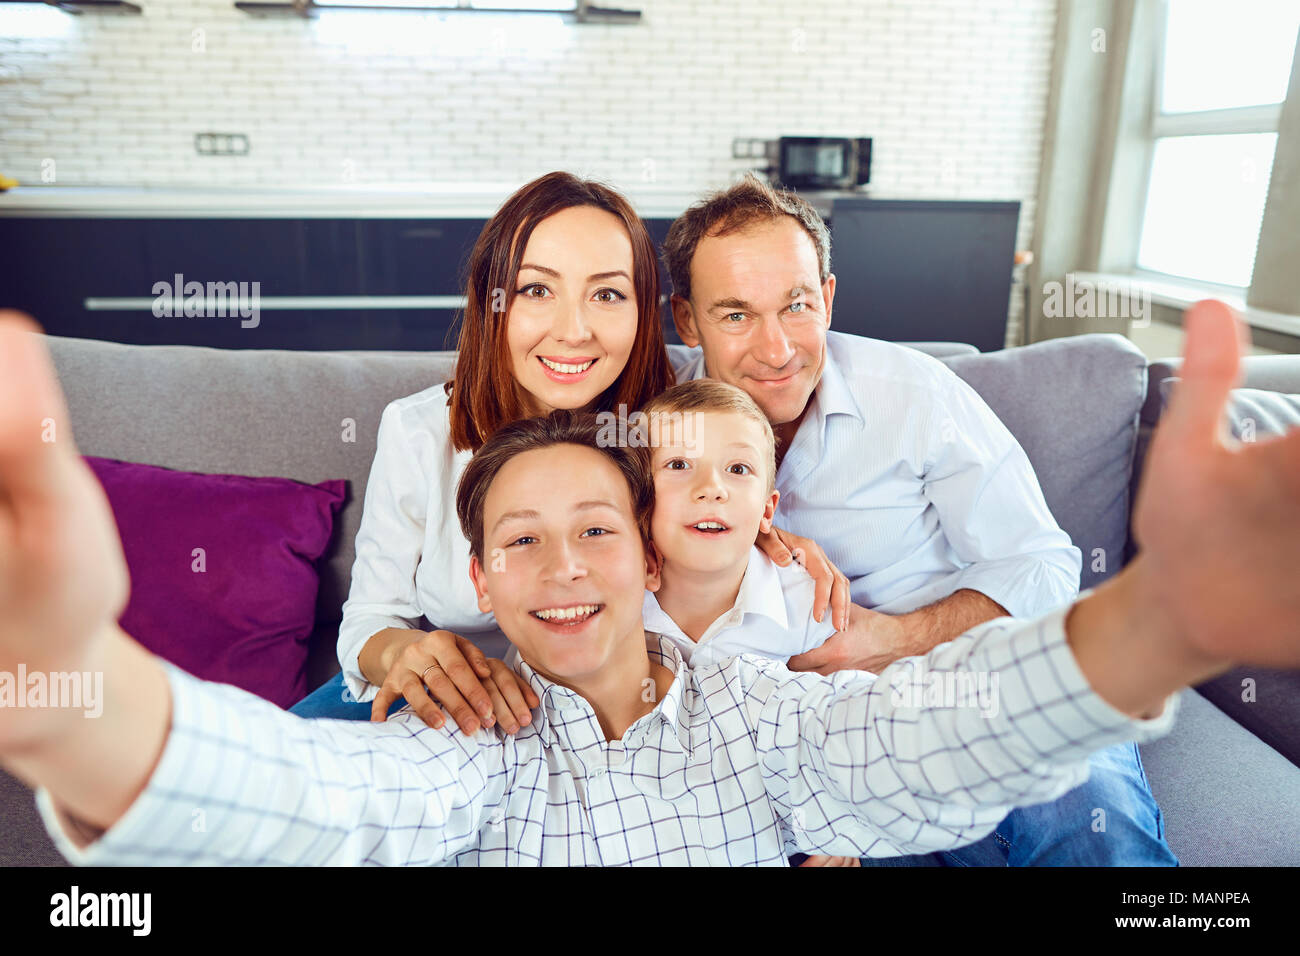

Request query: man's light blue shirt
[{"left": 673, "top": 331, "right": 1081, "bottom": 617}]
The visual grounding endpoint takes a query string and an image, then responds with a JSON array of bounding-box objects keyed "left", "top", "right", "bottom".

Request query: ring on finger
[{"left": 420, "top": 663, "right": 440, "bottom": 685}]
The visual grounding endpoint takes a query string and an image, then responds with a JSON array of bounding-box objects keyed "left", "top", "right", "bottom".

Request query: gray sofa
[{"left": 2, "top": 331, "right": 1297, "bottom": 866}]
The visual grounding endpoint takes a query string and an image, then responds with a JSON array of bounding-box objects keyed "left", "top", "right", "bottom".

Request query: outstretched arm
[
  {"left": 0, "top": 313, "right": 169, "bottom": 834},
  {"left": 0, "top": 312, "right": 496, "bottom": 861}
]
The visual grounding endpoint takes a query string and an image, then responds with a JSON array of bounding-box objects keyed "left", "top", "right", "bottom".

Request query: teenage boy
[{"left": 1, "top": 303, "right": 1297, "bottom": 866}]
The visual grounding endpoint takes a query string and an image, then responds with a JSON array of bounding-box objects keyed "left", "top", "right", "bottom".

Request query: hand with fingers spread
[
  {"left": 369, "top": 628, "right": 539, "bottom": 734},
  {"left": 757, "top": 524, "right": 852, "bottom": 633}
]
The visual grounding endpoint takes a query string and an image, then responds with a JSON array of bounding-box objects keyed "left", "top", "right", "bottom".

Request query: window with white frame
[{"left": 1136, "top": 0, "right": 1300, "bottom": 289}]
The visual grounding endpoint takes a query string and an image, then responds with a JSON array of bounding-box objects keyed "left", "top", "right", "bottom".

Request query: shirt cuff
[
  {"left": 942, "top": 553, "right": 1081, "bottom": 620},
  {"left": 34, "top": 662, "right": 201, "bottom": 865},
  {"left": 341, "top": 653, "right": 378, "bottom": 705},
  {"left": 338, "top": 615, "right": 417, "bottom": 705}
]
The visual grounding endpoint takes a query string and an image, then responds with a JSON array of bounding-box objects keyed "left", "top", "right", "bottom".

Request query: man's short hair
[
  {"left": 662, "top": 172, "right": 832, "bottom": 303},
  {"left": 455, "top": 410, "right": 654, "bottom": 561},
  {"left": 639, "top": 379, "right": 778, "bottom": 494}
]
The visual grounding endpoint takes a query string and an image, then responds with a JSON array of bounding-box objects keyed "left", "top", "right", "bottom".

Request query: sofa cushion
[
  {"left": 87, "top": 456, "right": 346, "bottom": 708},
  {"left": 942, "top": 333, "right": 1147, "bottom": 591},
  {"left": 1139, "top": 689, "right": 1300, "bottom": 865}
]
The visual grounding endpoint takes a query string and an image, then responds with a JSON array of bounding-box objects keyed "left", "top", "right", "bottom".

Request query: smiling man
[
  {"left": 663, "top": 175, "right": 1166, "bottom": 865},
  {"left": 1, "top": 304, "right": 1298, "bottom": 866}
]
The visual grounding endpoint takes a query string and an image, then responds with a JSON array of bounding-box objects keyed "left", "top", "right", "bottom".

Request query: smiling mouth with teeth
[
  {"left": 691, "top": 521, "right": 730, "bottom": 534},
  {"left": 538, "top": 356, "right": 596, "bottom": 374},
  {"left": 531, "top": 603, "right": 603, "bottom": 625}
]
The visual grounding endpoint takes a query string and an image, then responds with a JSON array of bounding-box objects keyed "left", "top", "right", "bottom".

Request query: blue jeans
[
  {"left": 294, "top": 677, "right": 1175, "bottom": 867},
  {"left": 845, "top": 742, "right": 1177, "bottom": 867},
  {"left": 290, "top": 671, "right": 407, "bottom": 720}
]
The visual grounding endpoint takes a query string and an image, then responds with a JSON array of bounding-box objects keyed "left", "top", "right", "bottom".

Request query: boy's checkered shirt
[{"left": 37, "top": 605, "right": 1175, "bottom": 866}]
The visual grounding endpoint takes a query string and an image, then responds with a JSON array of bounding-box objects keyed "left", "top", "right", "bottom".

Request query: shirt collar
[
  {"left": 810, "top": 342, "right": 865, "bottom": 427},
  {"left": 514, "top": 633, "right": 694, "bottom": 755},
  {"left": 641, "top": 546, "right": 790, "bottom": 643},
  {"left": 680, "top": 338, "right": 864, "bottom": 431},
  {"left": 733, "top": 546, "right": 790, "bottom": 630}
]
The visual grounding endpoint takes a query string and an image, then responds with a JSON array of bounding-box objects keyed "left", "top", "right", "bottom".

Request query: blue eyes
[{"left": 722, "top": 302, "right": 806, "bottom": 322}]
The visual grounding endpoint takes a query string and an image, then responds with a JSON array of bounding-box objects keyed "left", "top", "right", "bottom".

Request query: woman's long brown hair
[{"left": 446, "top": 171, "right": 674, "bottom": 451}]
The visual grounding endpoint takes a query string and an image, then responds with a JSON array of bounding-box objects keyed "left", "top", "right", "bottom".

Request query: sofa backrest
[{"left": 46, "top": 332, "right": 1148, "bottom": 640}]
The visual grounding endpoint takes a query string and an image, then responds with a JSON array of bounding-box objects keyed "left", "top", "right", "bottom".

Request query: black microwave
[{"left": 774, "top": 137, "right": 872, "bottom": 190}]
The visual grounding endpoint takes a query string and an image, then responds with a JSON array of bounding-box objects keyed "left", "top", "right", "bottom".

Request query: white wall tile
[{"left": 0, "top": 0, "right": 1056, "bottom": 341}]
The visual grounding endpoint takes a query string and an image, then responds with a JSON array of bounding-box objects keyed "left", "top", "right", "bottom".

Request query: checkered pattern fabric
[{"left": 37, "top": 606, "right": 1175, "bottom": 866}]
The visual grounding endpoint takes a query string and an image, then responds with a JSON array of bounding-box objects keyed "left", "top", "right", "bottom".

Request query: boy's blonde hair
[{"left": 640, "top": 379, "right": 777, "bottom": 493}]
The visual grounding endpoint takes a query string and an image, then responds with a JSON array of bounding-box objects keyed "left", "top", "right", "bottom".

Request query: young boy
[
  {"left": 636, "top": 379, "right": 863, "bottom": 866},
  {"left": 634, "top": 379, "right": 853, "bottom": 673}
]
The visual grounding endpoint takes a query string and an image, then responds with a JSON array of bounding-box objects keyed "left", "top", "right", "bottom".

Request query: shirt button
[{"left": 591, "top": 766, "right": 606, "bottom": 778}]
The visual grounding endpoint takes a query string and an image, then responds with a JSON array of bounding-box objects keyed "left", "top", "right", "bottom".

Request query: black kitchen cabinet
[
  {"left": 829, "top": 199, "right": 1020, "bottom": 351},
  {"left": 0, "top": 215, "right": 683, "bottom": 350}
]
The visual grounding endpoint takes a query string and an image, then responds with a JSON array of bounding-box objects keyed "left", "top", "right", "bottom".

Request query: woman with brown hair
[{"left": 291, "top": 171, "right": 842, "bottom": 731}]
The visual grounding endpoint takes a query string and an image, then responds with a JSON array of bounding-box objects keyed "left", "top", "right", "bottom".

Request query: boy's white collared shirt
[{"left": 641, "top": 545, "right": 836, "bottom": 668}]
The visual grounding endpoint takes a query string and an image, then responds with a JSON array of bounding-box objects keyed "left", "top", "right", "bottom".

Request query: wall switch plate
[
  {"left": 195, "top": 133, "right": 250, "bottom": 156},
  {"left": 731, "top": 137, "right": 770, "bottom": 159}
]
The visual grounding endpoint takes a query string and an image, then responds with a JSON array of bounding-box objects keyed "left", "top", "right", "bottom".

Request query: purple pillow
[{"left": 85, "top": 456, "right": 346, "bottom": 708}]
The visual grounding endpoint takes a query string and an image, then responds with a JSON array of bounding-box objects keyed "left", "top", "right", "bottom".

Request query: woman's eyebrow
[
  {"left": 519, "top": 265, "right": 631, "bottom": 283},
  {"left": 519, "top": 263, "right": 560, "bottom": 277}
]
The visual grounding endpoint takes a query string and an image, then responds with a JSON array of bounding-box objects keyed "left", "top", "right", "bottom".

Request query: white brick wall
[{"left": 0, "top": 0, "right": 1058, "bottom": 341}]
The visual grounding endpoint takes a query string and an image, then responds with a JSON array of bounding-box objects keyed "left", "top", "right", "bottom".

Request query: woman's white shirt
[{"left": 337, "top": 383, "right": 498, "bottom": 704}]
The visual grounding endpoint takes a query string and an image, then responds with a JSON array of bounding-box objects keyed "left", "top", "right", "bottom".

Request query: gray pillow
[{"left": 1157, "top": 379, "right": 1300, "bottom": 441}]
